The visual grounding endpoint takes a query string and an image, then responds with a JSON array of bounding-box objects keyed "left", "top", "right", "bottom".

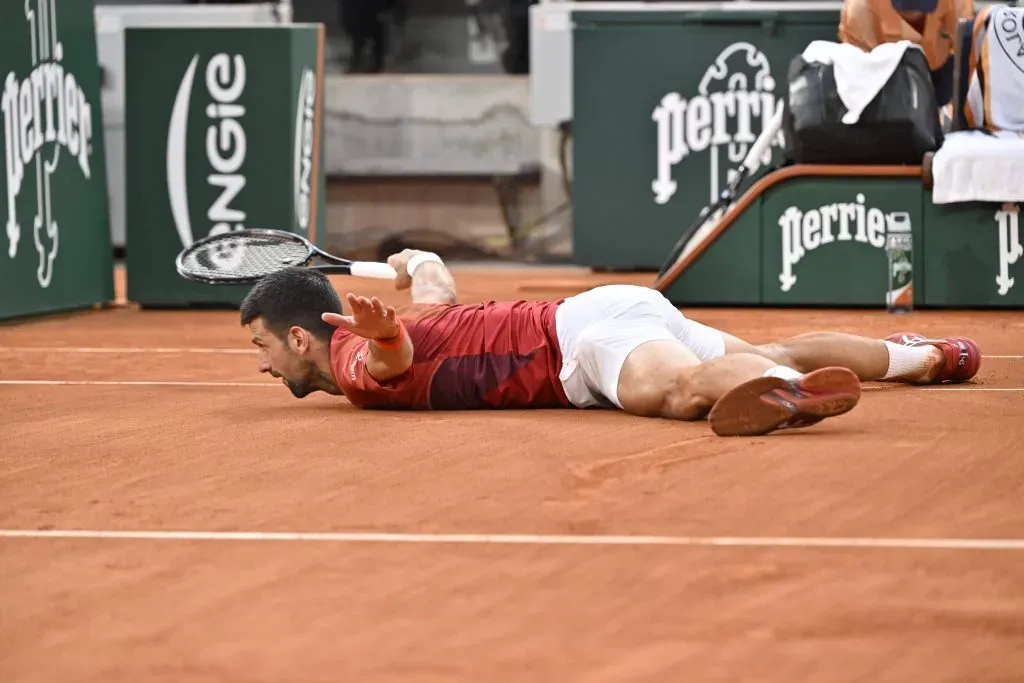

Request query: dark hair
[{"left": 239, "top": 267, "right": 342, "bottom": 341}]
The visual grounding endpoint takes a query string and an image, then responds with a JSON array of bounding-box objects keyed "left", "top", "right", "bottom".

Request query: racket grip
[
  {"left": 350, "top": 261, "right": 398, "bottom": 279},
  {"left": 742, "top": 102, "right": 784, "bottom": 171}
]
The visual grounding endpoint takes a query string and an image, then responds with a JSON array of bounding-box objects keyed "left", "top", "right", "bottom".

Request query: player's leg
[
  {"left": 611, "top": 337, "right": 861, "bottom": 436},
  {"left": 555, "top": 286, "right": 861, "bottom": 436},
  {"left": 654, "top": 284, "right": 981, "bottom": 385},
  {"left": 715, "top": 332, "right": 889, "bottom": 379},
  {"left": 664, "top": 296, "right": 979, "bottom": 385},
  {"left": 731, "top": 332, "right": 980, "bottom": 384},
  {"left": 752, "top": 333, "right": 927, "bottom": 381},
  {"left": 611, "top": 337, "right": 777, "bottom": 420}
]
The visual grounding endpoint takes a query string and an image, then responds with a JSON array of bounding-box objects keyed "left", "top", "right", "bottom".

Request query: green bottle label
[{"left": 886, "top": 233, "right": 913, "bottom": 308}]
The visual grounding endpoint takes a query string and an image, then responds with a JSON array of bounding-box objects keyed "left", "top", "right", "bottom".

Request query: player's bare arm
[
  {"left": 322, "top": 293, "right": 414, "bottom": 382},
  {"left": 387, "top": 249, "right": 457, "bottom": 305}
]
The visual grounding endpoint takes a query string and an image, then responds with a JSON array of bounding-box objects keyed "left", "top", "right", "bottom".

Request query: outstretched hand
[{"left": 322, "top": 293, "right": 400, "bottom": 341}]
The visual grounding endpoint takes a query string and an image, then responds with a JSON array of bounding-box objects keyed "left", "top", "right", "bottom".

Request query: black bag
[{"left": 783, "top": 47, "right": 944, "bottom": 165}]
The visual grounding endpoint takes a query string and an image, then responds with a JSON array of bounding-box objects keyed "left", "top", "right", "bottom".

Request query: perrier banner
[
  {"left": 0, "top": 0, "right": 114, "bottom": 320},
  {"left": 124, "top": 25, "right": 326, "bottom": 307},
  {"left": 571, "top": 8, "right": 841, "bottom": 270}
]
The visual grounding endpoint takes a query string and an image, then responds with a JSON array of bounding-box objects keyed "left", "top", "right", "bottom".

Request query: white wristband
[{"left": 406, "top": 252, "right": 444, "bottom": 277}]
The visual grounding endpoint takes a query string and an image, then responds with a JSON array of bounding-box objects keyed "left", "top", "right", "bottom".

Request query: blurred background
[{"left": 96, "top": 0, "right": 571, "bottom": 268}]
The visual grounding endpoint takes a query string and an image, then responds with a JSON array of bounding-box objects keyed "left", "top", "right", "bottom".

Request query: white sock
[
  {"left": 882, "top": 341, "right": 935, "bottom": 381},
  {"left": 763, "top": 365, "right": 803, "bottom": 381}
]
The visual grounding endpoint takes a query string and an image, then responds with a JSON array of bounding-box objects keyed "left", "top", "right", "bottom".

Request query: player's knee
[
  {"left": 661, "top": 371, "right": 713, "bottom": 421},
  {"left": 756, "top": 342, "right": 796, "bottom": 368}
]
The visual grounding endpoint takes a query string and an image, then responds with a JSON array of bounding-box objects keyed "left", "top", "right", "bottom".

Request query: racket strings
[{"left": 179, "top": 234, "right": 311, "bottom": 281}]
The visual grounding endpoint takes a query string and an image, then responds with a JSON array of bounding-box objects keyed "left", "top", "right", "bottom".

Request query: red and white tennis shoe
[
  {"left": 885, "top": 332, "right": 982, "bottom": 384},
  {"left": 708, "top": 367, "right": 861, "bottom": 437}
]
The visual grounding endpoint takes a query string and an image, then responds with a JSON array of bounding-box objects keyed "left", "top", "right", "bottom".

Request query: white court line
[
  {"left": 1, "top": 379, "right": 1021, "bottom": 391},
  {"left": 1, "top": 529, "right": 1023, "bottom": 550},
  {"left": 0, "top": 380, "right": 276, "bottom": 388},
  {"left": 0, "top": 347, "right": 1020, "bottom": 359},
  {"left": 923, "top": 388, "right": 1024, "bottom": 392},
  {"left": 861, "top": 386, "right": 1024, "bottom": 392},
  {"left": 0, "top": 347, "right": 250, "bottom": 354}
]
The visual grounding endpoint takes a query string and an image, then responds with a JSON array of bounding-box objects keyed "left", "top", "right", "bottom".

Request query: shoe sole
[{"left": 708, "top": 367, "right": 861, "bottom": 437}]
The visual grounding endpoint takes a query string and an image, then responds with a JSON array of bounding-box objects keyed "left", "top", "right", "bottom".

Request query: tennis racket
[
  {"left": 655, "top": 102, "right": 785, "bottom": 282},
  {"left": 175, "top": 229, "right": 397, "bottom": 285}
]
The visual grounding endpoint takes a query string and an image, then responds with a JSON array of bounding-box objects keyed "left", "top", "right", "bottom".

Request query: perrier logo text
[
  {"left": 778, "top": 194, "right": 904, "bottom": 292},
  {"left": 651, "top": 42, "right": 779, "bottom": 206},
  {"left": 2, "top": 0, "right": 93, "bottom": 287},
  {"left": 995, "top": 203, "right": 1022, "bottom": 296}
]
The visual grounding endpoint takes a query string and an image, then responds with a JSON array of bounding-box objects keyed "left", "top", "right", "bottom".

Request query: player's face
[{"left": 248, "top": 318, "right": 320, "bottom": 399}]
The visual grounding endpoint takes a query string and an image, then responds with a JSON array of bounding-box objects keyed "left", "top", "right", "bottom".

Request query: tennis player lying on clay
[{"left": 240, "top": 249, "right": 981, "bottom": 437}]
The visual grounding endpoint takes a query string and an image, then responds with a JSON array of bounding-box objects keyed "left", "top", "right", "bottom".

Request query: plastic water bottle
[{"left": 885, "top": 213, "right": 913, "bottom": 314}]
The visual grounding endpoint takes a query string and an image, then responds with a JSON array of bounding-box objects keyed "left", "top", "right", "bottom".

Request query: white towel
[
  {"left": 931, "top": 130, "right": 1024, "bottom": 204},
  {"left": 800, "top": 40, "right": 924, "bottom": 124}
]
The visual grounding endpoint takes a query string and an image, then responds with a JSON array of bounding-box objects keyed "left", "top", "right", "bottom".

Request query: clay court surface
[{"left": 1, "top": 266, "right": 1023, "bottom": 682}]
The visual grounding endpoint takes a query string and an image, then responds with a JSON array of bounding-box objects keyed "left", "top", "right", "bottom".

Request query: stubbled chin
[{"left": 283, "top": 380, "right": 314, "bottom": 399}]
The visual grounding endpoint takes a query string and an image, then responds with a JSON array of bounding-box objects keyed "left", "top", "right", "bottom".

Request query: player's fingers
[
  {"left": 370, "top": 297, "right": 387, "bottom": 317},
  {"left": 393, "top": 271, "right": 412, "bottom": 291},
  {"left": 348, "top": 294, "right": 369, "bottom": 314},
  {"left": 321, "top": 312, "right": 354, "bottom": 328}
]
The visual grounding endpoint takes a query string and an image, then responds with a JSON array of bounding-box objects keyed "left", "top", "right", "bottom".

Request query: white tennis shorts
[{"left": 554, "top": 285, "right": 726, "bottom": 409}]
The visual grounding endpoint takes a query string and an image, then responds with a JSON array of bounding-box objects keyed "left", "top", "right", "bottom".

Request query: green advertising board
[
  {"left": 124, "top": 25, "right": 327, "bottom": 307},
  {"left": 657, "top": 170, "right": 1024, "bottom": 309},
  {"left": 760, "top": 177, "right": 924, "bottom": 306},
  {"left": 662, "top": 205, "right": 763, "bottom": 305},
  {"left": 571, "top": 7, "right": 841, "bottom": 270},
  {"left": 0, "top": 0, "right": 113, "bottom": 320},
  {"left": 922, "top": 200, "right": 1024, "bottom": 308}
]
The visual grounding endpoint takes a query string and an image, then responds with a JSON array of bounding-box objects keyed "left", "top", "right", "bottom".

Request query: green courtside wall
[
  {"left": 760, "top": 177, "right": 925, "bottom": 306},
  {"left": 662, "top": 205, "right": 763, "bottom": 306},
  {"left": 659, "top": 171, "right": 1024, "bottom": 309},
  {"left": 922, "top": 199, "right": 1023, "bottom": 307},
  {"left": 124, "top": 25, "right": 326, "bottom": 308},
  {"left": 571, "top": 7, "right": 841, "bottom": 271},
  {"left": 0, "top": 0, "right": 114, "bottom": 320}
]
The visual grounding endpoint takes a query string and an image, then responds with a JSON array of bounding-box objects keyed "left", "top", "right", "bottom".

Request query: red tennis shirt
[{"left": 329, "top": 300, "right": 570, "bottom": 410}]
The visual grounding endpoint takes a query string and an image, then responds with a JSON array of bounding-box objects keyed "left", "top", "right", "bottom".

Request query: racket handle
[
  {"left": 742, "top": 101, "right": 784, "bottom": 172},
  {"left": 350, "top": 261, "right": 398, "bottom": 279}
]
